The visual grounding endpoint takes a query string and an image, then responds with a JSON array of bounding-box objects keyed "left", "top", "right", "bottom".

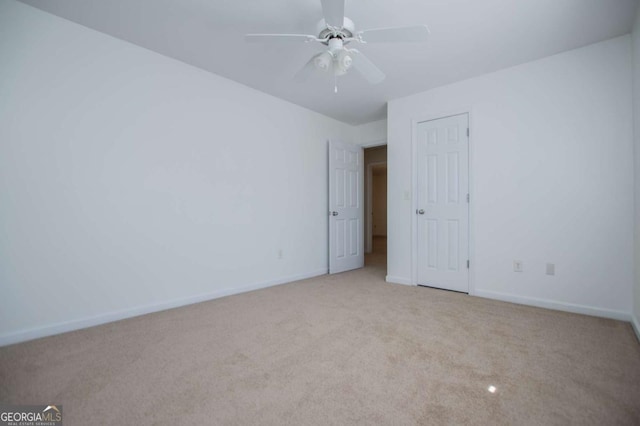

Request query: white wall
[
  {"left": 0, "top": 0, "right": 356, "bottom": 345},
  {"left": 632, "top": 6, "right": 640, "bottom": 333},
  {"left": 388, "top": 36, "right": 634, "bottom": 319},
  {"left": 356, "top": 119, "right": 387, "bottom": 146}
]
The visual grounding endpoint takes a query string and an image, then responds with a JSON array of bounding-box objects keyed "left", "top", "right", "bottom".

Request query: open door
[
  {"left": 416, "top": 113, "right": 469, "bottom": 292},
  {"left": 329, "top": 140, "right": 364, "bottom": 274}
]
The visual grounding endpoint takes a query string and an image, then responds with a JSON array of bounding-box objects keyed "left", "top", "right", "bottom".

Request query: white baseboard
[
  {"left": 385, "top": 275, "right": 413, "bottom": 286},
  {"left": 632, "top": 314, "right": 640, "bottom": 343},
  {"left": 0, "top": 268, "right": 328, "bottom": 347},
  {"left": 474, "top": 289, "right": 631, "bottom": 321}
]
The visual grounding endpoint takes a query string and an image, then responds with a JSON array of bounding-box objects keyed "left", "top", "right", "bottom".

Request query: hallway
[{"left": 365, "top": 236, "right": 386, "bottom": 277}]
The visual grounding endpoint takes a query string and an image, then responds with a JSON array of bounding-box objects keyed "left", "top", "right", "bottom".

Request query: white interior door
[
  {"left": 416, "top": 114, "right": 469, "bottom": 292},
  {"left": 329, "top": 140, "right": 364, "bottom": 274}
]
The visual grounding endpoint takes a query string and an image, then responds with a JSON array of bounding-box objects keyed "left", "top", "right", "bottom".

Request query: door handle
[
  {"left": 331, "top": 211, "right": 339, "bottom": 216},
  {"left": 416, "top": 209, "right": 425, "bottom": 215}
]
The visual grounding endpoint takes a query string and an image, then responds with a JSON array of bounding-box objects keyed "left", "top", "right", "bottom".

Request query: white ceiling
[{"left": 19, "top": 0, "right": 639, "bottom": 125}]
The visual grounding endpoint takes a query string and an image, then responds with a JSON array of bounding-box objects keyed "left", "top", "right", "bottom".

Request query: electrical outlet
[
  {"left": 513, "top": 261, "right": 523, "bottom": 272},
  {"left": 277, "top": 249, "right": 283, "bottom": 260},
  {"left": 546, "top": 263, "right": 555, "bottom": 276}
]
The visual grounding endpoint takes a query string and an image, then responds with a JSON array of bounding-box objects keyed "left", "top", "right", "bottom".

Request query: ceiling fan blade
[
  {"left": 294, "top": 54, "right": 322, "bottom": 82},
  {"left": 244, "top": 34, "right": 317, "bottom": 43},
  {"left": 350, "top": 50, "right": 385, "bottom": 84},
  {"left": 320, "top": 0, "right": 345, "bottom": 28},
  {"left": 358, "top": 25, "right": 430, "bottom": 43}
]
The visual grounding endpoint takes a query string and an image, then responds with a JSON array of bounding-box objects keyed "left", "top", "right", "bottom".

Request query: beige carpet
[{"left": 1, "top": 252, "right": 639, "bottom": 425}]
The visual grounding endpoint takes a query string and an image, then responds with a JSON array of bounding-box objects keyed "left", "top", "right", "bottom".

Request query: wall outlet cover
[
  {"left": 513, "top": 261, "right": 523, "bottom": 272},
  {"left": 546, "top": 263, "right": 555, "bottom": 276}
]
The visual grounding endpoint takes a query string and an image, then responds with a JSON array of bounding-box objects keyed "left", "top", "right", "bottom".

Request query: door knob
[
  {"left": 417, "top": 209, "right": 425, "bottom": 215},
  {"left": 331, "top": 211, "right": 339, "bottom": 216}
]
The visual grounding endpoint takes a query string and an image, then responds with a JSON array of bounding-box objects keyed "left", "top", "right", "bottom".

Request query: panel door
[
  {"left": 416, "top": 114, "right": 469, "bottom": 292},
  {"left": 329, "top": 140, "right": 364, "bottom": 274}
]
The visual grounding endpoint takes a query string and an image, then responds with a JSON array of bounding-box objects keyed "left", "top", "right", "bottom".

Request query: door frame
[
  {"left": 410, "top": 108, "right": 476, "bottom": 295},
  {"left": 366, "top": 160, "right": 387, "bottom": 253}
]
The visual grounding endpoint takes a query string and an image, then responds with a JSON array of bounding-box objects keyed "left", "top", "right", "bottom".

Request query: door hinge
[
  {"left": 467, "top": 128, "right": 469, "bottom": 137},
  {"left": 467, "top": 260, "right": 470, "bottom": 269},
  {"left": 466, "top": 193, "right": 470, "bottom": 203}
]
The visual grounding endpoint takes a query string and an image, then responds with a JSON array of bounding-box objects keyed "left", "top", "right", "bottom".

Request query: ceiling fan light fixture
[
  {"left": 314, "top": 51, "right": 333, "bottom": 72},
  {"left": 335, "top": 50, "right": 352, "bottom": 75}
]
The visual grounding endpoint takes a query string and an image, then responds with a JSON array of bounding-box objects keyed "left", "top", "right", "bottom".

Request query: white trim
[
  {"left": 0, "top": 268, "right": 328, "bottom": 347},
  {"left": 474, "top": 289, "right": 631, "bottom": 321},
  {"left": 632, "top": 313, "right": 640, "bottom": 343},
  {"left": 360, "top": 138, "right": 387, "bottom": 148},
  {"left": 410, "top": 108, "right": 475, "bottom": 292},
  {"left": 366, "top": 160, "right": 387, "bottom": 253},
  {"left": 467, "top": 110, "right": 476, "bottom": 296},
  {"left": 385, "top": 275, "right": 414, "bottom": 286}
]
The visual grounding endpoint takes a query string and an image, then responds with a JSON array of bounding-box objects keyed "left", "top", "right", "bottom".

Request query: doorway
[{"left": 364, "top": 146, "right": 387, "bottom": 267}]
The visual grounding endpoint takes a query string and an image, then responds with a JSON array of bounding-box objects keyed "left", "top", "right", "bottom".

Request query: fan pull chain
[{"left": 334, "top": 72, "right": 338, "bottom": 94}]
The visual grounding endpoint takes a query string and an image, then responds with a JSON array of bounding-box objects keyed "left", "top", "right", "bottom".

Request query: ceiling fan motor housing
[{"left": 317, "top": 17, "right": 355, "bottom": 44}]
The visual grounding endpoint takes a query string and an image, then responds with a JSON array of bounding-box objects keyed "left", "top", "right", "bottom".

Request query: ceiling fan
[{"left": 244, "top": 0, "right": 429, "bottom": 92}]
